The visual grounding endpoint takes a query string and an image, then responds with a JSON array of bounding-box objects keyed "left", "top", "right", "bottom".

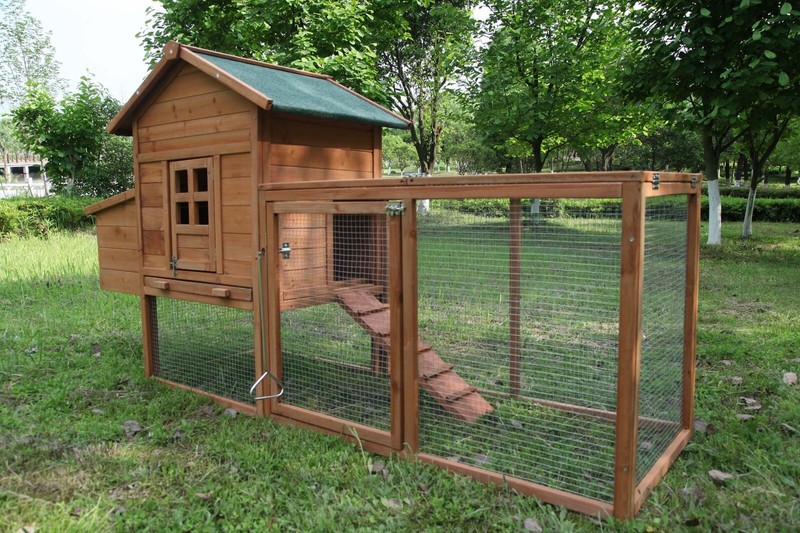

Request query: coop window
[{"left": 169, "top": 157, "right": 216, "bottom": 272}]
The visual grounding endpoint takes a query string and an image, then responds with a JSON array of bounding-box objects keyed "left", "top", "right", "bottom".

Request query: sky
[{"left": 26, "top": 0, "right": 159, "bottom": 104}]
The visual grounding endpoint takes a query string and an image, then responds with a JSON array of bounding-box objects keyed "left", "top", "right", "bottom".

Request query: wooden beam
[
  {"left": 274, "top": 403, "right": 394, "bottom": 448},
  {"left": 388, "top": 211, "right": 404, "bottom": 451},
  {"left": 84, "top": 189, "right": 135, "bottom": 215},
  {"left": 509, "top": 198, "right": 522, "bottom": 397},
  {"left": 682, "top": 191, "right": 701, "bottom": 430},
  {"left": 401, "top": 199, "right": 420, "bottom": 453},
  {"left": 153, "top": 376, "right": 256, "bottom": 416},
  {"left": 613, "top": 181, "right": 646, "bottom": 519},
  {"left": 634, "top": 429, "right": 691, "bottom": 514}
]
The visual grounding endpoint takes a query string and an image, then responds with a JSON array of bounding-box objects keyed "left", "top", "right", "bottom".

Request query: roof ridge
[{"left": 180, "top": 42, "right": 332, "bottom": 80}]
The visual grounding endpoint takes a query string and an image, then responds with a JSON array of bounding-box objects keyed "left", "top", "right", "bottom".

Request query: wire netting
[
  {"left": 636, "top": 196, "right": 687, "bottom": 483},
  {"left": 278, "top": 213, "right": 392, "bottom": 432},
  {"left": 150, "top": 296, "right": 255, "bottom": 404},
  {"left": 416, "top": 199, "right": 622, "bottom": 503}
]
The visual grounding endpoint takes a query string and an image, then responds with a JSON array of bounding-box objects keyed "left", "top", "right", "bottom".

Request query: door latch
[
  {"left": 170, "top": 255, "right": 178, "bottom": 276},
  {"left": 279, "top": 242, "right": 292, "bottom": 259}
]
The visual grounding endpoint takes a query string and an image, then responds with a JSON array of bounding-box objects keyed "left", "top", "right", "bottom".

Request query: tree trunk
[
  {"left": 702, "top": 129, "right": 722, "bottom": 245},
  {"left": 786, "top": 166, "right": 792, "bottom": 188},
  {"left": 742, "top": 160, "right": 763, "bottom": 238}
]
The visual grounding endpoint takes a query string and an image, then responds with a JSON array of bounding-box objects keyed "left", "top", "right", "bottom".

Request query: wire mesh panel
[
  {"left": 277, "top": 210, "right": 393, "bottom": 433},
  {"left": 416, "top": 199, "right": 622, "bottom": 502},
  {"left": 150, "top": 296, "right": 255, "bottom": 404},
  {"left": 636, "top": 197, "right": 687, "bottom": 482}
]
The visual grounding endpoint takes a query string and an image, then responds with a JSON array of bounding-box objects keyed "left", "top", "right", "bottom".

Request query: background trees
[
  {"left": 0, "top": 0, "right": 65, "bottom": 108},
  {"left": 11, "top": 77, "right": 133, "bottom": 196}
]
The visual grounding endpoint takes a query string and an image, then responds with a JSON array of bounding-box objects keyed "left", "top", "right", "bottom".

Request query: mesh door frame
[
  {"left": 264, "top": 200, "right": 405, "bottom": 454},
  {"left": 258, "top": 173, "right": 702, "bottom": 519}
]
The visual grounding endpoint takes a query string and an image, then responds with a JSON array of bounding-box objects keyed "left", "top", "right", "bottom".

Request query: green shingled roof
[{"left": 197, "top": 52, "right": 408, "bottom": 129}]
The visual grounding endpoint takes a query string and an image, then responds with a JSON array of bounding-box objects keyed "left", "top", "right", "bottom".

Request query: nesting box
[{"left": 87, "top": 42, "right": 701, "bottom": 520}]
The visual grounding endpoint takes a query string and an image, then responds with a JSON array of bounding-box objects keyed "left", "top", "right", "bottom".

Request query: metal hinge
[
  {"left": 170, "top": 255, "right": 178, "bottom": 276},
  {"left": 385, "top": 201, "right": 406, "bottom": 216},
  {"left": 691, "top": 175, "right": 698, "bottom": 189},
  {"left": 279, "top": 242, "right": 292, "bottom": 259},
  {"left": 652, "top": 174, "right": 660, "bottom": 190}
]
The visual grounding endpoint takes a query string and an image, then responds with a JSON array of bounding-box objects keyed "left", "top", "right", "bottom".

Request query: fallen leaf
[
  {"left": 385, "top": 498, "right": 402, "bottom": 511},
  {"left": 781, "top": 423, "right": 799, "bottom": 435},
  {"left": 446, "top": 455, "right": 462, "bottom": 463},
  {"left": 70, "top": 507, "right": 82, "bottom": 517},
  {"left": 417, "top": 482, "right": 429, "bottom": 493},
  {"left": 679, "top": 486, "right": 705, "bottom": 504},
  {"left": 693, "top": 419, "right": 708, "bottom": 433},
  {"left": 91, "top": 343, "right": 101, "bottom": 356},
  {"left": 223, "top": 408, "right": 238, "bottom": 418},
  {"left": 112, "top": 505, "right": 126, "bottom": 516},
  {"left": 172, "top": 428, "right": 186, "bottom": 440},
  {"left": 783, "top": 372, "right": 797, "bottom": 385},
  {"left": 115, "top": 375, "right": 130, "bottom": 387},
  {"left": 122, "top": 420, "right": 142, "bottom": 437},
  {"left": 524, "top": 518, "right": 543, "bottom": 532},
  {"left": 15, "top": 527, "right": 37, "bottom": 533},
  {"left": 640, "top": 440, "right": 654, "bottom": 450},
  {"left": 24, "top": 347, "right": 37, "bottom": 355},
  {"left": 510, "top": 419, "right": 523, "bottom": 430},
  {"left": 195, "top": 492, "right": 212, "bottom": 501},
  {"left": 736, "top": 414, "right": 754, "bottom": 421},
  {"left": 196, "top": 405, "right": 214, "bottom": 417},
  {"left": 684, "top": 517, "right": 701, "bottom": 527},
  {"left": 721, "top": 359, "right": 733, "bottom": 366},
  {"left": 371, "top": 460, "right": 385, "bottom": 475},
  {"left": 730, "top": 376, "right": 743, "bottom": 385},
  {"left": 740, "top": 397, "right": 762, "bottom": 411},
  {"left": 91, "top": 408, "right": 104, "bottom": 415},
  {"left": 708, "top": 469, "right": 735, "bottom": 483}
]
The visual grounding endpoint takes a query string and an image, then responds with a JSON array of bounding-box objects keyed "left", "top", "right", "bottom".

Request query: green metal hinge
[{"left": 385, "top": 201, "right": 406, "bottom": 216}]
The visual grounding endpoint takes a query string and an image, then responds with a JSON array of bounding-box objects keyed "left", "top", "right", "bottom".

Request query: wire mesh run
[
  {"left": 278, "top": 212, "right": 392, "bottom": 432},
  {"left": 417, "top": 199, "right": 622, "bottom": 503},
  {"left": 150, "top": 296, "right": 255, "bottom": 404},
  {"left": 637, "top": 197, "right": 687, "bottom": 483}
]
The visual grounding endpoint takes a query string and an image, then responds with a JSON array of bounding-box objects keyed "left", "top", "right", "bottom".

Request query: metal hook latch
[
  {"left": 279, "top": 242, "right": 292, "bottom": 259},
  {"left": 250, "top": 371, "right": 285, "bottom": 401}
]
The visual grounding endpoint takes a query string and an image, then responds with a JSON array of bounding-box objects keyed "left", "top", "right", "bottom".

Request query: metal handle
[{"left": 250, "top": 370, "right": 284, "bottom": 400}]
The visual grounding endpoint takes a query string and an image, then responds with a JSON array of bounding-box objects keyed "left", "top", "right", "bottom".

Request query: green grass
[{"left": 2, "top": 221, "right": 800, "bottom": 531}]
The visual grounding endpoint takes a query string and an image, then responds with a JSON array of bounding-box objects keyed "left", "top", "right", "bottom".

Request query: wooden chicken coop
[{"left": 87, "top": 42, "right": 701, "bottom": 520}]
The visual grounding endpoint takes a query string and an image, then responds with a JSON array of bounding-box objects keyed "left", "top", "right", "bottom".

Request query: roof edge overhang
[
  {"left": 107, "top": 41, "right": 274, "bottom": 136},
  {"left": 108, "top": 41, "right": 411, "bottom": 136},
  {"left": 84, "top": 188, "right": 136, "bottom": 215}
]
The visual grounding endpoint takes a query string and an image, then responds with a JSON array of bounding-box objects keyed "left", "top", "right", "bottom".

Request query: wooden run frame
[{"left": 250, "top": 171, "right": 701, "bottom": 520}]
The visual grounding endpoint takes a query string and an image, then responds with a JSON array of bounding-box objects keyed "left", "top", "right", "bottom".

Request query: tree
[
  {"left": 628, "top": 1, "right": 799, "bottom": 244},
  {"left": 614, "top": 125, "right": 704, "bottom": 172},
  {"left": 382, "top": 130, "right": 418, "bottom": 174},
  {"left": 769, "top": 118, "right": 800, "bottom": 184},
  {"left": 475, "top": 0, "right": 633, "bottom": 173},
  {"left": 11, "top": 77, "right": 133, "bottom": 196},
  {"left": 372, "top": 0, "right": 478, "bottom": 174},
  {"left": 140, "top": 0, "right": 478, "bottom": 175},
  {"left": 0, "top": 0, "right": 65, "bottom": 107}
]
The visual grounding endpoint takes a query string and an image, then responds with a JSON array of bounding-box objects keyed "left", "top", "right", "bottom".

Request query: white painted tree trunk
[
  {"left": 707, "top": 179, "right": 722, "bottom": 245},
  {"left": 742, "top": 187, "right": 757, "bottom": 237},
  {"left": 417, "top": 199, "right": 430, "bottom": 215},
  {"left": 529, "top": 198, "right": 541, "bottom": 216}
]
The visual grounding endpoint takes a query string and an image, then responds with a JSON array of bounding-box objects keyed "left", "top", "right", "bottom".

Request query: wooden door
[{"left": 169, "top": 157, "right": 216, "bottom": 272}]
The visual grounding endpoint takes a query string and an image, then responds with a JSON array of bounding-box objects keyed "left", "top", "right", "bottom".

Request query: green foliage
[
  {"left": 476, "top": 1, "right": 643, "bottom": 172},
  {"left": 10, "top": 77, "right": 133, "bottom": 197},
  {"left": 382, "top": 130, "right": 418, "bottom": 173},
  {"left": 615, "top": 126, "right": 704, "bottom": 172},
  {"left": 716, "top": 185, "right": 800, "bottom": 199},
  {"left": 0, "top": 196, "right": 96, "bottom": 238},
  {"left": 140, "top": 0, "right": 385, "bottom": 102},
  {"left": 0, "top": 0, "right": 65, "bottom": 107}
]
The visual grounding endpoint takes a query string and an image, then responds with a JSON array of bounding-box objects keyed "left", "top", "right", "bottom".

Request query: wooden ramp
[{"left": 337, "top": 289, "right": 493, "bottom": 423}]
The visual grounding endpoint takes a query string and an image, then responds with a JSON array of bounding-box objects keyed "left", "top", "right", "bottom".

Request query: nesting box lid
[{"left": 109, "top": 41, "right": 410, "bottom": 135}]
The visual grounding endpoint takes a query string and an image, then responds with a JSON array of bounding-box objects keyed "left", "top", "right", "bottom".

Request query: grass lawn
[{"left": 1, "top": 221, "right": 799, "bottom": 531}]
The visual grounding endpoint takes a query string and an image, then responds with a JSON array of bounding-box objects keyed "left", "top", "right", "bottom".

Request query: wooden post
[
  {"left": 613, "top": 182, "right": 646, "bottom": 519},
  {"left": 402, "top": 199, "right": 420, "bottom": 454},
  {"left": 682, "top": 190, "right": 701, "bottom": 430},
  {"left": 388, "top": 211, "right": 404, "bottom": 451},
  {"left": 141, "top": 296, "right": 155, "bottom": 377},
  {"left": 509, "top": 198, "right": 522, "bottom": 397}
]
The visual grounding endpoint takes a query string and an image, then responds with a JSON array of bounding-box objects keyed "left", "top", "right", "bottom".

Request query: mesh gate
[
  {"left": 150, "top": 296, "right": 255, "bottom": 404},
  {"left": 637, "top": 197, "right": 687, "bottom": 482},
  {"left": 416, "top": 199, "right": 622, "bottom": 502},
  {"left": 274, "top": 206, "right": 397, "bottom": 440}
]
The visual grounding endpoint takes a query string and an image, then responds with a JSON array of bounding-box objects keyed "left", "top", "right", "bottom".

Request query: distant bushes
[
  {"left": 0, "top": 196, "right": 97, "bottom": 238},
  {"left": 434, "top": 194, "right": 800, "bottom": 223},
  {"left": 716, "top": 186, "right": 800, "bottom": 199}
]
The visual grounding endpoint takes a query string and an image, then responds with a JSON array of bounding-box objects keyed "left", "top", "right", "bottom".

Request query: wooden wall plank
[
  {"left": 271, "top": 117, "right": 373, "bottom": 150},
  {"left": 150, "top": 70, "right": 229, "bottom": 103},
  {"left": 140, "top": 183, "right": 163, "bottom": 208},
  {"left": 140, "top": 128, "right": 250, "bottom": 155},
  {"left": 95, "top": 202, "right": 137, "bottom": 227},
  {"left": 221, "top": 206, "right": 251, "bottom": 233},
  {"left": 221, "top": 177, "right": 251, "bottom": 206},
  {"left": 139, "top": 111, "right": 253, "bottom": 143},
  {"left": 96, "top": 226, "right": 138, "bottom": 250},
  {"left": 138, "top": 89, "right": 252, "bottom": 129},
  {"left": 139, "top": 162, "right": 163, "bottom": 183},
  {"left": 221, "top": 153, "right": 251, "bottom": 178},
  {"left": 98, "top": 248, "right": 140, "bottom": 272},
  {"left": 142, "top": 230, "right": 165, "bottom": 256},
  {"left": 280, "top": 212, "right": 327, "bottom": 229},
  {"left": 224, "top": 259, "right": 252, "bottom": 277},
  {"left": 141, "top": 207, "right": 164, "bottom": 231},
  {"left": 270, "top": 144, "right": 372, "bottom": 172},
  {"left": 270, "top": 165, "right": 374, "bottom": 183},
  {"left": 221, "top": 233, "right": 252, "bottom": 262},
  {"left": 100, "top": 269, "right": 140, "bottom": 294}
]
